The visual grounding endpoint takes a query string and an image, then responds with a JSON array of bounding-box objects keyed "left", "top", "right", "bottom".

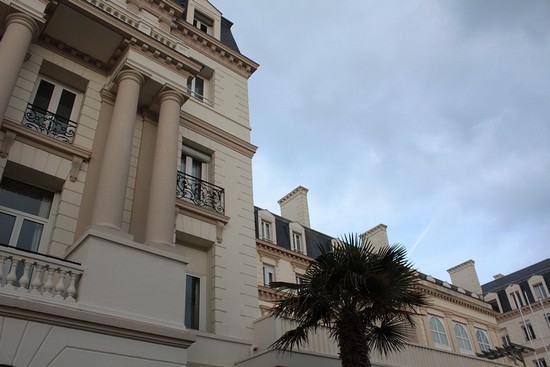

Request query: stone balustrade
[
  {"left": 251, "top": 316, "right": 514, "bottom": 367},
  {"left": 0, "top": 246, "right": 83, "bottom": 302}
]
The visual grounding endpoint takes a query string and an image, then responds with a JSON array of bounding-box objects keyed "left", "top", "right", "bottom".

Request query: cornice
[
  {"left": 256, "top": 241, "right": 311, "bottom": 268},
  {"left": 258, "top": 285, "right": 285, "bottom": 303},
  {"left": 182, "top": 111, "right": 257, "bottom": 159},
  {"left": 171, "top": 21, "right": 258, "bottom": 79},
  {"left": 0, "top": 294, "right": 196, "bottom": 348},
  {"left": 496, "top": 297, "right": 550, "bottom": 322},
  {"left": 50, "top": 0, "right": 258, "bottom": 78},
  {"left": 419, "top": 281, "right": 496, "bottom": 317}
]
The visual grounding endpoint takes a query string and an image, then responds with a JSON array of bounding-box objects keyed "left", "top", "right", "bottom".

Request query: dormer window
[
  {"left": 257, "top": 210, "right": 277, "bottom": 244},
  {"left": 289, "top": 222, "right": 306, "bottom": 255},
  {"left": 193, "top": 11, "right": 213, "bottom": 34},
  {"left": 260, "top": 220, "right": 272, "bottom": 242},
  {"left": 292, "top": 232, "right": 303, "bottom": 253}
]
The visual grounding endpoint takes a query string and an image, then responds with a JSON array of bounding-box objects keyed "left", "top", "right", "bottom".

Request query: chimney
[
  {"left": 447, "top": 260, "right": 482, "bottom": 294},
  {"left": 278, "top": 186, "right": 310, "bottom": 227},
  {"left": 361, "top": 224, "right": 390, "bottom": 252}
]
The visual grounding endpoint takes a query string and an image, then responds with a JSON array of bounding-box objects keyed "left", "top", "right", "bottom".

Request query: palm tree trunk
[{"left": 336, "top": 308, "right": 371, "bottom": 367}]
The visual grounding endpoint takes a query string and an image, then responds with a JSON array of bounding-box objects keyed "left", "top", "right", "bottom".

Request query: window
[
  {"left": 193, "top": 11, "right": 213, "bottom": 34},
  {"left": 260, "top": 220, "right": 272, "bottom": 242},
  {"left": 488, "top": 299, "right": 501, "bottom": 313},
  {"left": 546, "top": 313, "right": 550, "bottom": 328},
  {"left": 257, "top": 210, "right": 277, "bottom": 244},
  {"left": 534, "top": 283, "right": 548, "bottom": 300},
  {"left": 295, "top": 274, "right": 304, "bottom": 284},
  {"left": 0, "top": 178, "right": 53, "bottom": 252},
  {"left": 263, "top": 264, "right": 275, "bottom": 287},
  {"left": 476, "top": 329, "right": 491, "bottom": 352},
  {"left": 534, "top": 358, "right": 548, "bottom": 367},
  {"left": 180, "top": 145, "right": 209, "bottom": 200},
  {"left": 185, "top": 274, "right": 201, "bottom": 330},
  {"left": 521, "top": 321, "right": 536, "bottom": 341},
  {"left": 292, "top": 232, "right": 303, "bottom": 253},
  {"left": 187, "top": 76, "right": 205, "bottom": 101},
  {"left": 429, "top": 316, "right": 449, "bottom": 348},
  {"left": 25, "top": 77, "right": 82, "bottom": 143},
  {"left": 511, "top": 290, "right": 524, "bottom": 308},
  {"left": 454, "top": 323, "right": 472, "bottom": 353},
  {"left": 502, "top": 334, "right": 511, "bottom": 346}
]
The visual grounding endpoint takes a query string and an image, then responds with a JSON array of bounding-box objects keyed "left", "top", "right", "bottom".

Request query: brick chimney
[
  {"left": 278, "top": 186, "right": 310, "bottom": 228},
  {"left": 447, "top": 260, "right": 482, "bottom": 294}
]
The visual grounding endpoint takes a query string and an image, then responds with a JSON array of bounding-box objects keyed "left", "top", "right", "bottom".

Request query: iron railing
[
  {"left": 176, "top": 171, "right": 225, "bottom": 214},
  {"left": 22, "top": 103, "right": 77, "bottom": 143}
]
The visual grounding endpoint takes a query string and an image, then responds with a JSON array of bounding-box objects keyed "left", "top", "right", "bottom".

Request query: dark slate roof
[
  {"left": 254, "top": 206, "right": 333, "bottom": 258},
  {"left": 220, "top": 17, "right": 240, "bottom": 52},
  {"left": 481, "top": 258, "right": 550, "bottom": 294}
]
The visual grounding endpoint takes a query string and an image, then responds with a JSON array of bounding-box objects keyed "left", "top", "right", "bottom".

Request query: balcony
[
  {"left": 0, "top": 245, "right": 83, "bottom": 303},
  {"left": 22, "top": 103, "right": 78, "bottom": 144},
  {"left": 238, "top": 316, "right": 514, "bottom": 367},
  {"left": 176, "top": 171, "right": 225, "bottom": 214}
]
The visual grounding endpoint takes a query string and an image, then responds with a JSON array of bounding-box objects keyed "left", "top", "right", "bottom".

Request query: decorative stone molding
[
  {"left": 0, "top": 131, "right": 16, "bottom": 158},
  {"left": 256, "top": 241, "right": 310, "bottom": 268}
]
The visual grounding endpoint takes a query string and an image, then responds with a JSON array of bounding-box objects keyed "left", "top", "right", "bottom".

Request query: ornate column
[
  {"left": 145, "top": 89, "right": 185, "bottom": 246},
  {"left": 0, "top": 13, "right": 40, "bottom": 125},
  {"left": 92, "top": 68, "right": 144, "bottom": 230}
]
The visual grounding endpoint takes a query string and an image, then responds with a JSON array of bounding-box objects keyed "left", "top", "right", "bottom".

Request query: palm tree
[{"left": 269, "top": 234, "right": 427, "bottom": 367}]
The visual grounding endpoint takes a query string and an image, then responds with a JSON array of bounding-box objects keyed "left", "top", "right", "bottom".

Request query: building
[
  {"left": 0, "top": 0, "right": 260, "bottom": 366},
  {"left": 481, "top": 259, "right": 550, "bottom": 367},
  {"left": 244, "top": 186, "right": 515, "bottom": 367}
]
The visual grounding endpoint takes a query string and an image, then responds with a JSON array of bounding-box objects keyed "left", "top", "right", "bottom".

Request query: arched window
[
  {"left": 429, "top": 316, "right": 449, "bottom": 348},
  {"left": 476, "top": 329, "right": 491, "bottom": 352},
  {"left": 454, "top": 323, "right": 472, "bottom": 353}
]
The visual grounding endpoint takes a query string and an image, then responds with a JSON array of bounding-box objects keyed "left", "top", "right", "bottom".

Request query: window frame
[
  {"left": 453, "top": 322, "right": 473, "bottom": 354},
  {"left": 0, "top": 178, "right": 55, "bottom": 253},
  {"left": 184, "top": 273, "right": 205, "bottom": 331},
  {"left": 289, "top": 222, "right": 306, "bottom": 255},
  {"left": 533, "top": 283, "right": 548, "bottom": 301},
  {"left": 30, "top": 76, "right": 83, "bottom": 124},
  {"left": 262, "top": 264, "right": 275, "bottom": 287},
  {"left": 193, "top": 10, "right": 213, "bottom": 35},
  {"left": 475, "top": 328, "right": 491, "bottom": 353},
  {"left": 257, "top": 210, "right": 277, "bottom": 244},
  {"left": 534, "top": 358, "right": 548, "bottom": 367},
  {"left": 521, "top": 321, "right": 536, "bottom": 341},
  {"left": 260, "top": 220, "right": 272, "bottom": 242},
  {"left": 429, "top": 315, "right": 450, "bottom": 350}
]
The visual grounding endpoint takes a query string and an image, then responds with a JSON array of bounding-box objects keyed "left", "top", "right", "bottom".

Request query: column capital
[
  {"left": 116, "top": 68, "right": 145, "bottom": 86},
  {"left": 5, "top": 13, "right": 40, "bottom": 41},
  {"left": 157, "top": 88, "right": 186, "bottom": 107}
]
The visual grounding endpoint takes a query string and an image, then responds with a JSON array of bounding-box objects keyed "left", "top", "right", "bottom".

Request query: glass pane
[
  {"left": 56, "top": 89, "right": 76, "bottom": 121},
  {"left": 0, "top": 178, "right": 53, "bottom": 217},
  {"left": 191, "top": 159, "right": 202, "bottom": 179},
  {"left": 185, "top": 275, "right": 200, "bottom": 330},
  {"left": 0, "top": 212, "right": 16, "bottom": 245},
  {"left": 16, "top": 219, "right": 43, "bottom": 252},
  {"left": 194, "top": 77, "right": 204, "bottom": 96},
  {"left": 33, "top": 80, "right": 55, "bottom": 111}
]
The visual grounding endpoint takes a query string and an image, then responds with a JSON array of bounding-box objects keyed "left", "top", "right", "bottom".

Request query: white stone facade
[{"left": 0, "top": 0, "right": 258, "bottom": 365}]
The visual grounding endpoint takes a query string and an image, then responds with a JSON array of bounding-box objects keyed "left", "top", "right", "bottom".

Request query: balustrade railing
[
  {"left": 0, "top": 246, "right": 83, "bottom": 302},
  {"left": 176, "top": 171, "right": 225, "bottom": 214},
  {"left": 253, "top": 317, "right": 513, "bottom": 367},
  {"left": 22, "top": 103, "right": 77, "bottom": 143}
]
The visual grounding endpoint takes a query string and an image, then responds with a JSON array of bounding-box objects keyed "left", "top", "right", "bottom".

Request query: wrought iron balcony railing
[
  {"left": 176, "top": 171, "right": 225, "bottom": 215},
  {"left": 22, "top": 103, "right": 77, "bottom": 143}
]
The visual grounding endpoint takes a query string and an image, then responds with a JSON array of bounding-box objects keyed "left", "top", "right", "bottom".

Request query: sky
[{"left": 214, "top": 0, "right": 550, "bottom": 286}]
